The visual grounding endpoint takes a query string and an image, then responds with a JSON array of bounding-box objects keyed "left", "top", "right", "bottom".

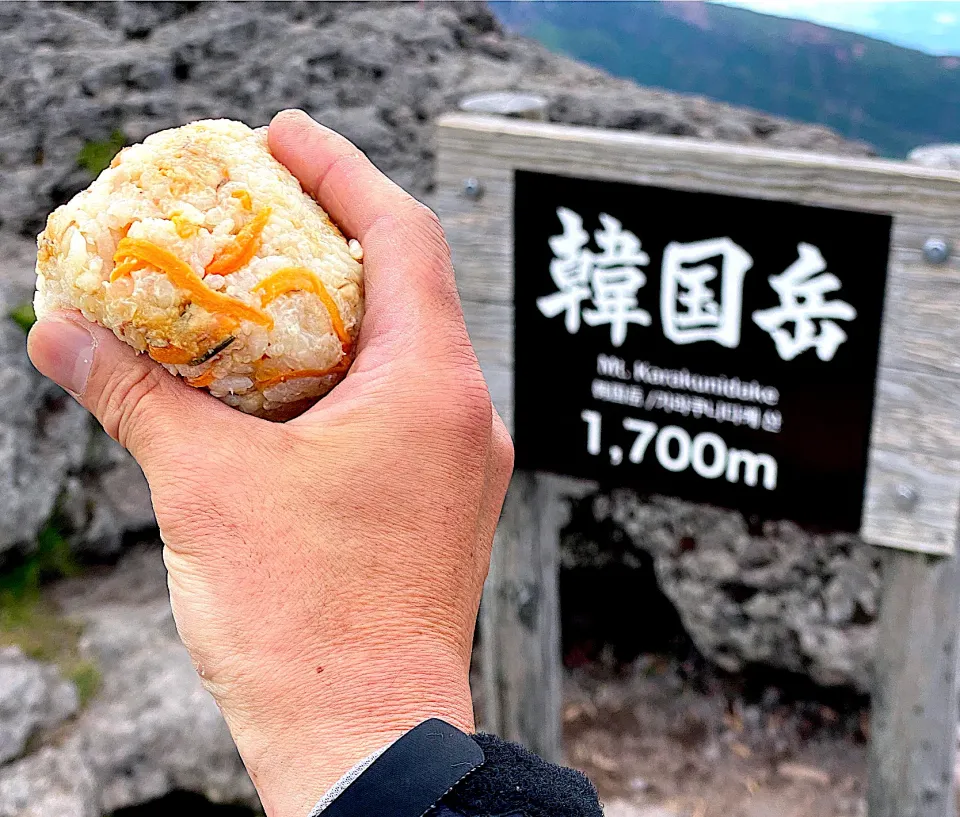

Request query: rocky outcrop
[
  {"left": 0, "top": 647, "right": 78, "bottom": 765},
  {"left": 0, "top": 547, "right": 257, "bottom": 817},
  {"left": 0, "top": 240, "right": 90, "bottom": 561},
  {"left": 0, "top": 232, "right": 155, "bottom": 563},
  {"left": 0, "top": 1, "right": 870, "bottom": 239},
  {"left": 570, "top": 492, "right": 881, "bottom": 691}
]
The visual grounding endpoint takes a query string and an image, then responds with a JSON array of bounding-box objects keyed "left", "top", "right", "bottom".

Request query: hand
[{"left": 28, "top": 110, "right": 514, "bottom": 817}]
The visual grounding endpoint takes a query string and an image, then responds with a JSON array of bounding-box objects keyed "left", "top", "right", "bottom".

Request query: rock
[
  {"left": 0, "top": 316, "right": 89, "bottom": 562},
  {"left": 0, "top": 547, "right": 258, "bottom": 816},
  {"left": 0, "top": 647, "right": 78, "bottom": 765},
  {"left": 586, "top": 490, "right": 882, "bottom": 691},
  {"left": 0, "top": 746, "right": 99, "bottom": 817},
  {"left": 0, "top": 231, "right": 154, "bottom": 560},
  {"left": 0, "top": 2, "right": 871, "bottom": 239}
]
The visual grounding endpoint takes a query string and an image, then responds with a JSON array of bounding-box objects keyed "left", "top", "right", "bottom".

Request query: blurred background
[{"left": 0, "top": 2, "right": 956, "bottom": 816}]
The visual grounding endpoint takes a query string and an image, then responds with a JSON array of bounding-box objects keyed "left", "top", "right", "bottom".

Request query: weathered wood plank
[
  {"left": 880, "top": 267, "right": 960, "bottom": 380},
  {"left": 862, "top": 449, "right": 960, "bottom": 556},
  {"left": 437, "top": 113, "right": 960, "bottom": 218},
  {"left": 868, "top": 542, "right": 960, "bottom": 816},
  {"left": 868, "top": 141, "right": 960, "bottom": 817},
  {"left": 870, "top": 367, "right": 960, "bottom": 459},
  {"left": 478, "top": 472, "right": 595, "bottom": 761},
  {"left": 461, "top": 299, "right": 513, "bottom": 431}
]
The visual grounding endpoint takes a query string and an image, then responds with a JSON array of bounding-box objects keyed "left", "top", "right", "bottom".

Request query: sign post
[
  {"left": 434, "top": 113, "right": 960, "bottom": 807},
  {"left": 866, "top": 143, "right": 960, "bottom": 817}
]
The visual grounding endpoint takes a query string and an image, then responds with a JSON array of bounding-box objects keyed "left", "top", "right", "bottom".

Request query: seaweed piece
[{"left": 189, "top": 335, "right": 236, "bottom": 366}]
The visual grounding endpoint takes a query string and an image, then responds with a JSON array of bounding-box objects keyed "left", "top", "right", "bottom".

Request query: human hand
[{"left": 28, "top": 109, "right": 514, "bottom": 817}]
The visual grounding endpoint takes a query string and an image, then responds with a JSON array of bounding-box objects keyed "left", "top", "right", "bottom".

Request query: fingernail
[{"left": 28, "top": 318, "right": 96, "bottom": 397}]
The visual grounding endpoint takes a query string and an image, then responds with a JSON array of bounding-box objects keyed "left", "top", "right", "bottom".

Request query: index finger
[
  {"left": 268, "top": 109, "right": 426, "bottom": 244},
  {"left": 267, "top": 110, "right": 463, "bottom": 353}
]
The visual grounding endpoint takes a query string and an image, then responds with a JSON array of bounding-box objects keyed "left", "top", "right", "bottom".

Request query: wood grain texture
[
  {"left": 868, "top": 543, "right": 960, "bottom": 817},
  {"left": 478, "top": 472, "right": 595, "bottom": 761},
  {"left": 866, "top": 140, "right": 960, "bottom": 817},
  {"left": 435, "top": 114, "right": 960, "bottom": 555},
  {"left": 862, "top": 449, "right": 960, "bottom": 555},
  {"left": 437, "top": 113, "right": 960, "bottom": 215},
  {"left": 461, "top": 300, "right": 513, "bottom": 430}
]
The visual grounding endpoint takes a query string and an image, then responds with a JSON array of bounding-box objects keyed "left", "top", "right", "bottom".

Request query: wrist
[{"left": 224, "top": 638, "right": 475, "bottom": 817}]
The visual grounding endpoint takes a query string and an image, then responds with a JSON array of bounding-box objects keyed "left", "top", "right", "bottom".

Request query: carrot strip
[
  {"left": 148, "top": 345, "right": 195, "bottom": 364},
  {"left": 231, "top": 189, "right": 253, "bottom": 210},
  {"left": 253, "top": 267, "right": 352, "bottom": 350},
  {"left": 114, "top": 237, "right": 273, "bottom": 328},
  {"left": 186, "top": 370, "right": 218, "bottom": 388},
  {"left": 255, "top": 361, "right": 350, "bottom": 391},
  {"left": 205, "top": 207, "right": 271, "bottom": 277},
  {"left": 110, "top": 256, "right": 143, "bottom": 282}
]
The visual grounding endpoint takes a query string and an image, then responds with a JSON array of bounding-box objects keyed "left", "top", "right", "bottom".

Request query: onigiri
[{"left": 34, "top": 118, "right": 364, "bottom": 420}]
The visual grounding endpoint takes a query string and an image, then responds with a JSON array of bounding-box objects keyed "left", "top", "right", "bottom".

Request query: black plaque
[{"left": 513, "top": 170, "right": 891, "bottom": 530}]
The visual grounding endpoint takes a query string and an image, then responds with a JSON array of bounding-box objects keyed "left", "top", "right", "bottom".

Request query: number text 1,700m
[{"left": 581, "top": 410, "right": 778, "bottom": 490}]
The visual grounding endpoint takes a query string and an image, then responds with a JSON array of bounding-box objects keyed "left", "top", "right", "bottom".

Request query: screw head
[
  {"left": 923, "top": 237, "right": 951, "bottom": 265},
  {"left": 894, "top": 483, "right": 920, "bottom": 510},
  {"left": 462, "top": 177, "right": 483, "bottom": 200}
]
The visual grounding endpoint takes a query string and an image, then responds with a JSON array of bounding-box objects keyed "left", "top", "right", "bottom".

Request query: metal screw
[
  {"left": 923, "top": 237, "right": 951, "bottom": 265},
  {"left": 894, "top": 483, "right": 920, "bottom": 510},
  {"left": 462, "top": 177, "right": 483, "bottom": 200}
]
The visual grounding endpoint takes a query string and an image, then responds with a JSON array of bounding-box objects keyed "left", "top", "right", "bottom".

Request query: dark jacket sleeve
[{"left": 436, "top": 733, "right": 604, "bottom": 817}]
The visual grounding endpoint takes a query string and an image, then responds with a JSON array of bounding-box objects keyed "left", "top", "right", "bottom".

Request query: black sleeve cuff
[
  {"left": 438, "top": 733, "right": 603, "bottom": 817},
  {"left": 313, "top": 720, "right": 603, "bottom": 817}
]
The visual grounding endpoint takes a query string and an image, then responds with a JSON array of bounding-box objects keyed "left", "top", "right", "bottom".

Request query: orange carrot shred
[
  {"left": 186, "top": 369, "right": 218, "bottom": 388},
  {"left": 205, "top": 207, "right": 271, "bottom": 277},
  {"left": 114, "top": 237, "right": 273, "bottom": 329},
  {"left": 231, "top": 189, "right": 253, "bottom": 210},
  {"left": 253, "top": 267, "right": 352, "bottom": 350},
  {"left": 148, "top": 345, "right": 196, "bottom": 364},
  {"left": 255, "top": 361, "right": 350, "bottom": 391},
  {"left": 110, "top": 256, "right": 144, "bottom": 282}
]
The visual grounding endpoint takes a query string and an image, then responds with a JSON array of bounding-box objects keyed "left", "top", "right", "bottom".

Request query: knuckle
[
  {"left": 404, "top": 199, "right": 450, "bottom": 254},
  {"left": 444, "top": 361, "right": 494, "bottom": 440},
  {"left": 95, "top": 364, "right": 168, "bottom": 450},
  {"left": 492, "top": 411, "right": 515, "bottom": 473}
]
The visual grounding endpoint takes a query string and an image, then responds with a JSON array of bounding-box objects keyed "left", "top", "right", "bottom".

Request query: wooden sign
[{"left": 435, "top": 112, "right": 960, "bottom": 556}]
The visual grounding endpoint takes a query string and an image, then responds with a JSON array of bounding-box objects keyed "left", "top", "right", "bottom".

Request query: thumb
[{"left": 27, "top": 312, "right": 232, "bottom": 463}]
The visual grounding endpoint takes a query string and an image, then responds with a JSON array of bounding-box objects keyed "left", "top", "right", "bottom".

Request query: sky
[{"left": 713, "top": 1, "right": 960, "bottom": 54}]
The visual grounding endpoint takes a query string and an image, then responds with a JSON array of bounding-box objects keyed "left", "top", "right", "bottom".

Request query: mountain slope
[{"left": 492, "top": 0, "right": 960, "bottom": 156}]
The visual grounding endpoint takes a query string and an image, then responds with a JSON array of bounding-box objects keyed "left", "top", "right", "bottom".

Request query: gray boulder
[
  {"left": 0, "top": 317, "right": 89, "bottom": 562},
  {"left": 0, "top": 547, "right": 258, "bottom": 817},
  {"left": 581, "top": 491, "right": 881, "bottom": 691},
  {"left": 0, "top": 647, "right": 78, "bottom": 765},
  {"left": 0, "top": 1, "right": 871, "bottom": 238},
  {"left": 0, "top": 234, "right": 154, "bottom": 561}
]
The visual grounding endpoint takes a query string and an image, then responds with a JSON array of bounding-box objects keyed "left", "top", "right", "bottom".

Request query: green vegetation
[
  {"left": 0, "top": 517, "right": 100, "bottom": 706},
  {"left": 491, "top": 1, "right": 960, "bottom": 157},
  {"left": 76, "top": 130, "right": 127, "bottom": 176},
  {"left": 8, "top": 301, "right": 36, "bottom": 333}
]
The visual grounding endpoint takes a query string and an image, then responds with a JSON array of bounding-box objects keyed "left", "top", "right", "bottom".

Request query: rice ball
[{"left": 34, "top": 118, "right": 364, "bottom": 420}]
